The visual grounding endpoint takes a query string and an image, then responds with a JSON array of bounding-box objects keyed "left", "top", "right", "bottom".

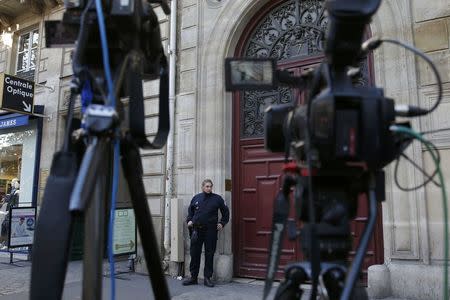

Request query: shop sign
[
  {"left": 0, "top": 115, "right": 29, "bottom": 130},
  {"left": 8, "top": 207, "right": 36, "bottom": 248},
  {"left": 0, "top": 73, "right": 35, "bottom": 115},
  {"left": 113, "top": 208, "right": 136, "bottom": 256}
]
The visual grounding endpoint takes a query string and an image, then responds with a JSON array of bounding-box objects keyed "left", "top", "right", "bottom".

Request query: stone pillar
[
  {"left": 368, "top": 0, "right": 450, "bottom": 299},
  {"left": 368, "top": 265, "right": 391, "bottom": 299}
]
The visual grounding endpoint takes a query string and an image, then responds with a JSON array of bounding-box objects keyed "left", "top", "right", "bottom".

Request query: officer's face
[{"left": 202, "top": 183, "right": 213, "bottom": 194}]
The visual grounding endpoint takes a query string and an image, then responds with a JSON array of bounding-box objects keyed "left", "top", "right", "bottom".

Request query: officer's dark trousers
[{"left": 189, "top": 225, "right": 217, "bottom": 279}]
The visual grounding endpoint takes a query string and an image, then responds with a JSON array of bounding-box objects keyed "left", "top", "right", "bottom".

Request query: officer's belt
[{"left": 193, "top": 224, "right": 207, "bottom": 229}]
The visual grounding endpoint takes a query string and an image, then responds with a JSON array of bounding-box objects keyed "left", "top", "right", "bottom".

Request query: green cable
[{"left": 391, "top": 125, "right": 449, "bottom": 300}]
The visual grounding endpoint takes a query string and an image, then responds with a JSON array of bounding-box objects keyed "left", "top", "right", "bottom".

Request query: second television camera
[{"left": 225, "top": 0, "right": 417, "bottom": 299}]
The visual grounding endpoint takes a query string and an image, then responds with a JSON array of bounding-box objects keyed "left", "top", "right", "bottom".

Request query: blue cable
[
  {"left": 94, "top": 0, "right": 115, "bottom": 107},
  {"left": 108, "top": 138, "right": 120, "bottom": 300},
  {"left": 94, "top": 1, "right": 119, "bottom": 299},
  {"left": 80, "top": 81, "right": 93, "bottom": 129}
]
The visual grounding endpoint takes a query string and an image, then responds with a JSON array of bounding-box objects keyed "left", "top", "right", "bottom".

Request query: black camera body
[
  {"left": 45, "top": 0, "right": 167, "bottom": 79},
  {"left": 262, "top": 0, "right": 407, "bottom": 172},
  {"left": 266, "top": 72, "right": 402, "bottom": 171},
  {"left": 309, "top": 86, "right": 396, "bottom": 169}
]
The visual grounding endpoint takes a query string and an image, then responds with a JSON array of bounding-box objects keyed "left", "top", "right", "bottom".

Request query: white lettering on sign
[
  {"left": 5, "top": 85, "right": 33, "bottom": 98},
  {"left": 0, "top": 119, "right": 16, "bottom": 127},
  {"left": 5, "top": 76, "right": 33, "bottom": 90}
]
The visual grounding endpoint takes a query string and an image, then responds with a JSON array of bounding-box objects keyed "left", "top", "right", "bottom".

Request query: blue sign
[{"left": 0, "top": 115, "right": 28, "bottom": 130}]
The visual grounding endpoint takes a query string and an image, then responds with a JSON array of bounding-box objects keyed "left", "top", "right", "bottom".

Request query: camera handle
[{"left": 127, "top": 54, "right": 171, "bottom": 149}]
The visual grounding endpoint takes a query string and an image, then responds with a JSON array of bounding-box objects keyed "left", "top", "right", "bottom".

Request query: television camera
[
  {"left": 30, "top": 0, "right": 172, "bottom": 299},
  {"left": 225, "top": 0, "right": 441, "bottom": 299}
]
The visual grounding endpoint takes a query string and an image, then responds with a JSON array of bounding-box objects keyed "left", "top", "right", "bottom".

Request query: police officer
[{"left": 183, "top": 179, "right": 230, "bottom": 287}]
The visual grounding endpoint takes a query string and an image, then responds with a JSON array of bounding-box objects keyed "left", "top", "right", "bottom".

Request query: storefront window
[{"left": 0, "top": 117, "right": 38, "bottom": 207}]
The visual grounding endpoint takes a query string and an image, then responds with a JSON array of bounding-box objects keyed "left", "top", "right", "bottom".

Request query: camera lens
[{"left": 264, "top": 104, "right": 292, "bottom": 153}]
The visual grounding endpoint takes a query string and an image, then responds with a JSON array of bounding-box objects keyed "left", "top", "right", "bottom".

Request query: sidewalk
[
  {"left": 0, "top": 259, "right": 279, "bottom": 300},
  {"left": 0, "top": 256, "right": 408, "bottom": 300}
]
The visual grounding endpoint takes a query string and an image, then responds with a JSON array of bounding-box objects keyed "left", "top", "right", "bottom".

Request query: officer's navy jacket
[{"left": 186, "top": 192, "right": 230, "bottom": 226}]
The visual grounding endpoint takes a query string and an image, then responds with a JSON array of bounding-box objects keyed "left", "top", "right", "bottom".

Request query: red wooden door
[{"left": 232, "top": 0, "right": 384, "bottom": 280}]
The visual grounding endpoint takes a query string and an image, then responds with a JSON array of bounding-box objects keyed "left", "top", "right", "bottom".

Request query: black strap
[
  {"left": 30, "top": 152, "right": 78, "bottom": 300},
  {"left": 129, "top": 57, "right": 170, "bottom": 149},
  {"left": 120, "top": 136, "right": 171, "bottom": 300},
  {"left": 30, "top": 86, "right": 80, "bottom": 299}
]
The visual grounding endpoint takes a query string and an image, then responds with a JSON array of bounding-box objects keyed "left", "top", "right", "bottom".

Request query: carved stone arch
[
  {"left": 194, "top": 1, "right": 275, "bottom": 281},
  {"left": 196, "top": 0, "right": 271, "bottom": 195}
]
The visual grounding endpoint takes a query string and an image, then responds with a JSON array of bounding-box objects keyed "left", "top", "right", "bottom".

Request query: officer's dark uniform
[{"left": 186, "top": 192, "right": 229, "bottom": 280}]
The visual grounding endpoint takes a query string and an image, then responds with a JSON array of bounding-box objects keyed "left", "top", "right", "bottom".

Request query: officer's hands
[
  {"left": 217, "top": 223, "right": 223, "bottom": 231},
  {"left": 188, "top": 221, "right": 193, "bottom": 227}
]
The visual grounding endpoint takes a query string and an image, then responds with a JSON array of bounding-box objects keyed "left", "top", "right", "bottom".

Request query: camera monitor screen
[{"left": 225, "top": 58, "right": 276, "bottom": 91}]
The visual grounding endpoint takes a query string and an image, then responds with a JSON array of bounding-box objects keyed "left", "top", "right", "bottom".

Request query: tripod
[
  {"left": 264, "top": 168, "right": 380, "bottom": 300},
  {"left": 29, "top": 1, "right": 171, "bottom": 299}
]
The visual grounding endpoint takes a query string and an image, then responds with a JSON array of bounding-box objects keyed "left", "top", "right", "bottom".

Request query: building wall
[{"left": 0, "top": 8, "right": 65, "bottom": 200}]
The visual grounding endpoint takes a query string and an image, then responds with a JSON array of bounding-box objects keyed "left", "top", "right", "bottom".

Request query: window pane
[
  {"left": 30, "top": 49, "right": 36, "bottom": 69},
  {"left": 16, "top": 70, "right": 35, "bottom": 81},
  {"left": 18, "top": 33, "right": 30, "bottom": 52},
  {"left": 17, "top": 53, "right": 26, "bottom": 71},
  {"left": 31, "top": 31, "right": 39, "bottom": 48}
]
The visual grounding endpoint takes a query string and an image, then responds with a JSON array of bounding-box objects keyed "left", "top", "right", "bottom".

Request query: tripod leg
[
  {"left": 70, "top": 137, "right": 108, "bottom": 213},
  {"left": 341, "top": 174, "right": 378, "bottom": 300},
  {"left": 120, "top": 137, "right": 171, "bottom": 300},
  {"left": 274, "top": 266, "right": 306, "bottom": 300},
  {"left": 82, "top": 161, "right": 108, "bottom": 300},
  {"left": 58, "top": 136, "right": 109, "bottom": 300}
]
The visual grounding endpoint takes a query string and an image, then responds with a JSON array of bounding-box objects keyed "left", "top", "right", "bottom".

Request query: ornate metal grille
[
  {"left": 244, "top": 0, "right": 327, "bottom": 60},
  {"left": 241, "top": 88, "right": 292, "bottom": 138},
  {"left": 241, "top": 0, "right": 327, "bottom": 138}
]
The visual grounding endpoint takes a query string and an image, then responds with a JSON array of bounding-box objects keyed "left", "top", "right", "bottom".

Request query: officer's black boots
[
  {"left": 204, "top": 277, "right": 214, "bottom": 288},
  {"left": 182, "top": 277, "right": 198, "bottom": 286}
]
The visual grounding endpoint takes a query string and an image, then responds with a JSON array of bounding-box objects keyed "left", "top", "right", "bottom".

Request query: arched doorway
[{"left": 231, "top": 0, "right": 384, "bottom": 280}]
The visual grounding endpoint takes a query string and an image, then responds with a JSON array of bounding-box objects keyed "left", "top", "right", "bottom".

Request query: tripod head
[
  {"left": 45, "top": 0, "right": 171, "bottom": 149},
  {"left": 47, "top": 0, "right": 169, "bottom": 77}
]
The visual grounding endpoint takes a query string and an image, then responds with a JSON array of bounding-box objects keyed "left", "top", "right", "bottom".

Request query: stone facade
[{"left": 367, "top": 1, "right": 450, "bottom": 299}]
